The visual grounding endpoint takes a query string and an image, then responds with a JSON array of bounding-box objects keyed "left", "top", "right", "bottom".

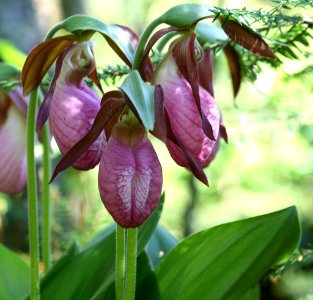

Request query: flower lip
[{"left": 98, "top": 122, "right": 163, "bottom": 228}]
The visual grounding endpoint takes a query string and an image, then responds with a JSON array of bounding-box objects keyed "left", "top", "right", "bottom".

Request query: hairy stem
[
  {"left": 27, "top": 90, "right": 40, "bottom": 300},
  {"left": 124, "top": 228, "right": 138, "bottom": 300},
  {"left": 41, "top": 122, "right": 52, "bottom": 272},
  {"left": 132, "top": 17, "right": 162, "bottom": 70},
  {"left": 116, "top": 225, "right": 125, "bottom": 300}
]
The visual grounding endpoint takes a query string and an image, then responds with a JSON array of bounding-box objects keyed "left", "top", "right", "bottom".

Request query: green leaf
[
  {"left": 92, "top": 251, "right": 160, "bottom": 300},
  {"left": 156, "top": 206, "right": 300, "bottom": 300},
  {"left": 60, "top": 15, "right": 134, "bottom": 65},
  {"left": 146, "top": 225, "right": 177, "bottom": 269},
  {"left": 120, "top": 70, "right": 155, "bottom": 131},
  {"left": 196, "top": 22, "right": 229, "bottom": 45},
  {"left": 40, "top": 194, "right": 165, "bottom": 300},
  {"left": 0, "top": 39, "right": 26, "bottom": 68},
  {"left": 159, "top": 4, "right": 218, "bottom": 28},
  {"left": 135, "top": 252, "right": 160, "bottom": 300},
  {"left": 0, "top": 245, "right": 29, "bottom": 300},
  {"left": 0, "top": 63, "right": 21, "bottom": 81}
]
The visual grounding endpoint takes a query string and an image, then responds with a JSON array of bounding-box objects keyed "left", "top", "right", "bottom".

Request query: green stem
[
  {"left": 132, "top": 17, "right": 162, "bottom": 70},
  {"left": 124, "top": 228, "right": 138, "bottom": 300},
  {"left": 27, "top": 90, "right": 40, "bottom": 300},
  {"left": 44, "top": 23, "right": 64, "bottom": 40},
  {"left": 41, "top": 122, "right": 52, "bottom": 272},
  {"left": 116, "top": 225, "right": 125, "bottom": 300}
]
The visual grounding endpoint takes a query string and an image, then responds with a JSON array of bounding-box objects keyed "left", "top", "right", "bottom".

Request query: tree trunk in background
[
  {"left": 60, "top": 0, "right": 86, "bottom": 18},
  {"left": 0, "top": 0, "right": 42, "bottom": 52}
]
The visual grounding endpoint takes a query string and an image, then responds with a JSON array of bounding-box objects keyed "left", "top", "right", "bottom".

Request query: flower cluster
[{"left": 20, "top": 25, "right": 227, "bottom": 228}]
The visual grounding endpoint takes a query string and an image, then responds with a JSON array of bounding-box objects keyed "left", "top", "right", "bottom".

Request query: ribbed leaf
[{"left": 156, "top": 206, "right": 300, "bottom": 300}]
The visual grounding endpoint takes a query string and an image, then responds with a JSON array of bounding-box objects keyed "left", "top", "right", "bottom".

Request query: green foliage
[
  {"left": 120, "top": 70, "right": 155, "bottom": 131},
  {"left": 0, "top": 245, "right": 29, "bottom": 300},
  {"left": 0, "top": 39, "right": 26, "bottom": 68},
  {"left": 156, "top": 206, "right": 300, "bottom": 300},
  {"left": 39, "top": 195, "right": 164, "bottom": 299},
  {"left": 56, "top": 15, "right": 135, "bottom": 64},
  {"left": 211, "top": 1, "right": 313, "bottom": 81},
  {"left": 158, "top": 4, "right": 217, "bottom": 28}
]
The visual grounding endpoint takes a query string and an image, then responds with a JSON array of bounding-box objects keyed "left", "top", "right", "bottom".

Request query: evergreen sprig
[
  {"left": 212, "top": 0, "right": 313, "bottom": 81},
  {"left": 96, "top": 64, "right": 131, "bottom": 86},
  {"left": 0, "top": 79, "right": 20, "bottom": 92}
]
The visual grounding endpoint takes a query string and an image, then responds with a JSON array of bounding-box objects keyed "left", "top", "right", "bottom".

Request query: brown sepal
[
  {"left": 88, "top": 68, "right": 103, "bottom": 94},
  {"left": 164, "top": 109, "right": 208, "bottom": 186},
  {"left": 221, "top": 18, "right": 275, "bottom": 58},
  {"left": 151, "top": 85, "right": 167, "bottom": 141},
  {"left": 50, "top": 91, "right": 125, "bottom": 182},
  {"left": 223, "top": 44, "right": 242, "bottom": 98},
  {"left": 138, "top": 27, "right": 177, "bottom": 82},
  {"left": 101, "top": 90, "right": 125, "bottom": 139},
  {"left": 220, "top": 123, "right": 228, "bottom": 143},
  {"left": 198, "top": 48, "right": 214, "bottom": 97},
  {"left": 173, "top": 34, "right": 215, "bottom": 141},
  {"left": 104, "top": 36, "right": 132, "bottom": 68},
  {"left": 21, "top": 35, "right": 76, "bottom": 95}
]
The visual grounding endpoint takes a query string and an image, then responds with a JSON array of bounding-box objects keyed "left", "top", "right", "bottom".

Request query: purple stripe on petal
[
  {"left": 50, "top": 81, "right": 106, "bottom": 170},
  {"left": 0, "top": 104, "right": 27, "bottom": 194},
  {"left": 99, "top": 124, "right": 162, "bottom": 228}
]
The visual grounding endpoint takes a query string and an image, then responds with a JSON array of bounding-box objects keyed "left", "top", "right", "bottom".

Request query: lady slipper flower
[
  {"left": 98, "top": 121, "right": 162, "bottom": 228},
  {"left": 38, "top": 42, "right": 106, "bottom": 170},
  {"left": 0, "top": 88, "right": 28, "bottom": 194},
  {"left": 153, "top": 34, "right": 226, "bottom": 184}
]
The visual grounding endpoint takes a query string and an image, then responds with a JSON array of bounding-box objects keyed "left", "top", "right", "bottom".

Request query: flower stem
[
  {"left": 44, "top": 23, "right": 64, "bottom": 40},
  {"left": 116, "top": 225, "right": 125, "bottom": 300},
  {"left": 124, "top": 228, "right": 138, "bottom": 300},
  {"left": 27, "top": 90, "right": 40, "bottom": 300},
  {"left": 41, "top": 122, "right": 52, "bottom": 272},
  {"left": 132, "top": 17, "right": 162, "bottom": 70}
]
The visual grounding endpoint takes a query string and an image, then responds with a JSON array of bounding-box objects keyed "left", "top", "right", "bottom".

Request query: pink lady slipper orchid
[
  {"left": 0, "top": 88, "right": 28, "bottom": 194},
  {"left": 153, "top": 33, "right": 225, "bottom": 184},
  {"left": 37, "top": 42, "right": 106, "bottom": 170},
  {"left": 98, "top": 120, "right": 162, "bottom": 228}
]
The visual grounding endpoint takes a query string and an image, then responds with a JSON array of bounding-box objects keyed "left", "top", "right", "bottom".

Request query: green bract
[
  {"left": 120, "top": 70, "right": 155, "bottom": 131},
  {"left": 49, "top": 15, "right": 135, "bottom": 64},
  {"left": 159, "top": 3, "right": 218, "bottom": 28}
]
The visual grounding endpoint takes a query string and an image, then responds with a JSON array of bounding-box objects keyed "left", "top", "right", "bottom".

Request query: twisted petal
[
  {"left": 0, "top": 100, "right": 26, "bottom": 194},
  {"left": 98, "top": 124, "right": 162, "bottom": 228}
]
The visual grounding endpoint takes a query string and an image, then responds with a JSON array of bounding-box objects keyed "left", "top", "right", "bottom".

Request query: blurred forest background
[{"left": 0, "top": 0, "right": 312, "bottom": 290}]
